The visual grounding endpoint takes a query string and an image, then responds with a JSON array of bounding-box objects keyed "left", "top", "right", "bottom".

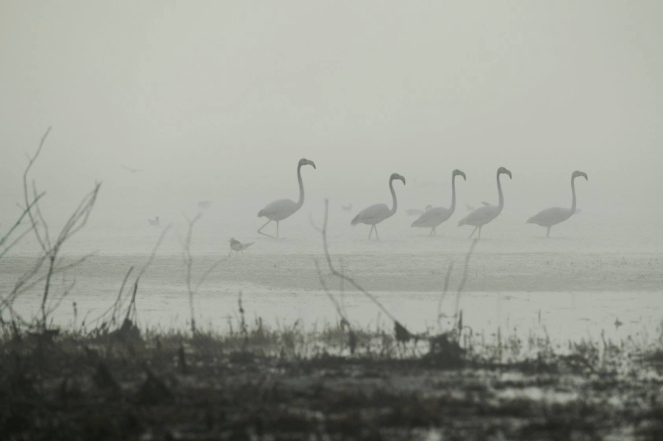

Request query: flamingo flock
[{"left": 250, "top": 158, "right": 588, "bottom": 243}]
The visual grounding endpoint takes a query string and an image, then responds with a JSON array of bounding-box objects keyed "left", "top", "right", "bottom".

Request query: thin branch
[
  {"left": 314, "top": 260, "right": 350, "bottom": 326},
  {"left": 437, "top": 261, "right": 455, "bottom": 332},
  {"left": 308, "top": 213, "right": 323, "bottom": 234},
  {"left": 0, "top": 191, "right": 45, "bottom": 252},
  {"left": 453, "top": 239, "right": 478, "bottom": 318},
  {"left": 22, "top": 127, "right": 52, "bottom": 255},
  {"left": 320, "top": 198, "right": 399, "bottom": 324}
]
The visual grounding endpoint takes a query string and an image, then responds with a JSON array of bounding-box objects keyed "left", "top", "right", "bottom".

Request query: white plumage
[
  {"left": 257, "top": 158, "right": 316, "bottom": 238},
  {"left": 351, "top": 173, "right": 406, "bottom": 240},
  {"left": 458, "top": 167, "right": 511, "bottom": 239},
  {"left": 526, "top": 171, "right": 588, "bottom": 237},
  {"left": 411, "top": 169, "right": 466, "bottom": 235}
]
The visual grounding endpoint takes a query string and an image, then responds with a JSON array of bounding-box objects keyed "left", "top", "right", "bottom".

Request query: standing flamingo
[
  {"left": 351, "top": 173, "right": 406, "bottom": 240},
  {"left": 257, "top": 158, "right": 316, "bottom": 238},
  {"left": 526, "top": 171, "right": 588, "bottom": 237},
  {"left": 458, "top": 167, "right": 511, "bottom": 239},
  {"left": 411, "top": 169, "right": 466, "bottom": 235}
]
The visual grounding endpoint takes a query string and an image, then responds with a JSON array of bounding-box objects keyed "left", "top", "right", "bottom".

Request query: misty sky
[{"left": 1, "top": 1, "right": 662, "bottom": 226}]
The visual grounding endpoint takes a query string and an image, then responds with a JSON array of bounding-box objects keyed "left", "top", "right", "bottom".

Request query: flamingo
[
  {"left": 411, "top": 169, "right": 466, "bottom": 235},
  {"left": 351, "top": 173, "right": 406, "bottom": 240},
  {"left": 229, "top": 238, "right": 253, "bottom": 257},
  {"left": 257, "top": 158, "right": 316, "bottom": 238},
  {"left": 526, "top": 171, "right": 588, "bottom": 237},
  {"left": 458, "top": 167, "right": 512, "bottom": 239}
]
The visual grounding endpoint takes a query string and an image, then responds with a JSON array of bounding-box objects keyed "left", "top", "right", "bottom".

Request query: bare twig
[
  {"left": 314, "top": 260, "right": 350, "bottom": 326},
  {"left": 0, "top": 192, "right": 45, "bottom": 258},
  {"left": 308, "top": 213, "right": 323, "bottom": 234},
  {"left": 437, "top": 261, "right": 455, "bottom": 332},
  {"left": 453, "top": 239, "right": 478, "bottom": 318},
  {"left": 320, "top": 198, "right": 399, "bottom": 324},
  {"left": 180, "top": 213, "right": 222, "bottom": 334},
  {"left": 15, "top": 127, "right": 103, "bottom": 329}
]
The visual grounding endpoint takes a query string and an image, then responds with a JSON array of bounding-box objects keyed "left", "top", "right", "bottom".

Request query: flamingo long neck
[
  {"left": 449, "top": 174, "right": 457, "bottom": 214},
  {"left": 570, "top": 176, "right": 577, "bottom": 213},
  {"left": 497, "top": 171, "right": 504, "bottom": 210},
  {"left": 296, "top": 164, "right": 305, "bottom": 208},
  {"left": 389, "top": 178, "right": 398, "bottom": 215}
]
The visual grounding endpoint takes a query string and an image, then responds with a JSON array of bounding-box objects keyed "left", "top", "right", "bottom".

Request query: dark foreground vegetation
[
  {"left": 2, "top": 316, "right": 663, "bottom": 441},
  {"left": 2, "top": 132, "right": 662, "bottom": 439}
]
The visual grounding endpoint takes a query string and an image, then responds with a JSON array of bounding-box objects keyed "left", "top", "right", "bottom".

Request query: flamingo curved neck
[
  {"left": 449, "top": 174, "right": 457, "bottom": 214},
  {"left": 497, "top": 172, "right": 504, "bottom": 210},
  {"left": 296, "top": 164, "right": 305, "bottom": 208},
  {"left": 389, "top": 178, "right": 398, "bottom": 216},
  {"left": 570, "top": 176, "right": 577, "bottom": 213}
]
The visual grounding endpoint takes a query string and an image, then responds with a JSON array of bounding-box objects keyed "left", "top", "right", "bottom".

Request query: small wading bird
[
  {"left": 526, "top": 171, "right": 588, "bottom": 237},
  {"left": 342, "top": 203, "right": 353, "bottom": 211},
  {"left": 405, "top": 205, "right": 432, "bottom": 216},
  {"left": 351, "top": 173, "right": 406, "bottom": 240},
  {"left": 411, "top": 169, "right": 466, "bottom": 235},
  {"left": 148, "top": 216, "right": 160, "bottom": 226},
  {"left": 229, "top": 238, "right": 253, "bottom": 257},
  {"left": 458, "top": 167, "right": 512, "bottom": 239},
  {"left": 257, "top": 158, "right": 316, "bottom": 239}
]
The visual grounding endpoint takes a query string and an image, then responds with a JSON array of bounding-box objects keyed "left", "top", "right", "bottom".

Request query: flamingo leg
[
  {"left": 228, "top": 250, "right": 232, "bottom": 257},
  {"left": 277, "top": 221, "right": 280, "bottom": 239},
  {"left": 368, "top": 225, "right": 374, "bottom": 240},
  {"left": 478, "top": 226, "right": 482, "bottom": 239},
  {"left": 258, "top": 219, "right": 275, "bottom": 238},
  {"left": 375, "top": 225, "right": 380, "bottom": 241},
  {"left": 469, "top": 226, "right": 477, "bottom": 238},
  {"left": 546, "top": 227, "right": 551, "bottom": 238}
]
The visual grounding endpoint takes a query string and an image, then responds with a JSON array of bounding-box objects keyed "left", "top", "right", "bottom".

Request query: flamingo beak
[
  {"left": 459, "top": 171, "right": 466, "bottom": 181},
  {"left": 505, "top": 170, "right": 512, "bottom": 179},
  {"left": 309, "top": 160, "right": 316, "bottom": 169}
]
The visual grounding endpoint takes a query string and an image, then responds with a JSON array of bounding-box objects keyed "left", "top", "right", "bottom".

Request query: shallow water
[{"left": 2, "top": 207, "right": 662, "bottom": 342}]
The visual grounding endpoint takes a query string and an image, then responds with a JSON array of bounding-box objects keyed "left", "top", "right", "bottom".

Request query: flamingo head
[
  {"left": 390, "top": 173, "right": 406, "bottom": 185},
  {"left": 453, "top": 169, "right": 466, "bottom": 180},
  {"left": 498, "top": 167, "right": 512, "bottom": 179},
  {"left": 299, "top": 158, "right": 316, "bottom": 169},
  {"left": 573, "top": 170, "right": 588, "bottom": 181}
]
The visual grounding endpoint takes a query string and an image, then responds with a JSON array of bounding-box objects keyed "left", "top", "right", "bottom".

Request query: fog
[{"left": 1, "top": 1, "right": 662, "bottom": 234}]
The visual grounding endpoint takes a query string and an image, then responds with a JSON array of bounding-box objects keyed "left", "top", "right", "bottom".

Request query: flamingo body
[
  {"left": 458, "top": 205, "right": 501, "bottom": 227},
  {"left": 411, "top": 206, "right": 453, "bottom": 228},
  {"left": 526, "top": 207, "right": 572, "bottom": 227},
  {"left": 258, "top": 199, "right": 299, "bottom": 221},
  {"left": 352, "top": 204, "right": 392, "bottom": 226}
]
